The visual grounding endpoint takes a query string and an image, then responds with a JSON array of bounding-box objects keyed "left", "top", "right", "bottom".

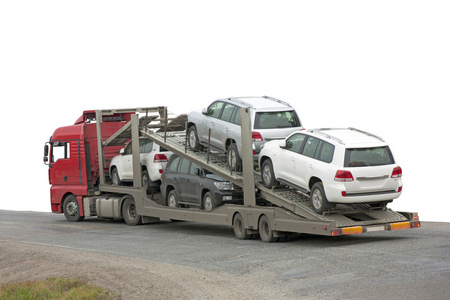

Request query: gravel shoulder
[{"left": 1, "top": 240, "right": 288, "bottom": 300}]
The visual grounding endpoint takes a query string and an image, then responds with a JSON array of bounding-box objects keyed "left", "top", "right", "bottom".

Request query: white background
[{"left": 1, "top": 1, "right": 449, "bottom": 221}]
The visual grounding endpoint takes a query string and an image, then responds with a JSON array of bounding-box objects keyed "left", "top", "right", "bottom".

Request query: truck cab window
[{"left": 52, "top": 142, "right": 70, "bottom": 162}]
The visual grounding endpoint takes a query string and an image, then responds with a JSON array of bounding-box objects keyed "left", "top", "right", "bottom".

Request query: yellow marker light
[
  {"left": 390, "top": 222, "right": 411, "bottom": 230},
  {"left": 341, "top": 226, "right": 364, "bottom": 235}
]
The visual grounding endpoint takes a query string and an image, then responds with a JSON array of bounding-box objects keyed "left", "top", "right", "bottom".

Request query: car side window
[
  {"left": 231, "top": 107, "right": 241, "bottom": 125},
  {"left": 168, "top": 157, "right": 181, "bottom": 172},
  {"left": 207, "top": 101, "right": 225, "bottom": 119},
  {"left": 124, "top": 142, "right": 133, "bottom": 155},
  {"left": 318, "top": 142, "right": 335, "bottom": 163},
  {"left": 220, "top": 103, "right": 237, "bottom": 122},
  {"left": 178, "top": 158, "right": 191, "bottom": 174},
  {"left": 302, "top": 137, "right": 320, "bottom": 158},
  {"left": 285, "top": 134, "right": 306, "bottom": 153},
  {"left": 140, "top": 139, "right": 153, "bottom": 153}
]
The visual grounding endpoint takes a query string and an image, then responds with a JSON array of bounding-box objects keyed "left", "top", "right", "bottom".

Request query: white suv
[
  {"left": 187, "top": 96, "right": 303, "bottom": 171},
  {"left": 258, "top": 128, "right": 403, "bottom": 214},
  {"left": 110, "top": 137, "right": 172, "bottom": 193}
]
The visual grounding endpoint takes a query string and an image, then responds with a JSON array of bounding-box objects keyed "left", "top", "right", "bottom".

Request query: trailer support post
[
  {"left": 240, "top": 107, "right": 256, "bottom": 207},
  {"left": 131, "top": 114, "right": 142, "bottom": 188}
]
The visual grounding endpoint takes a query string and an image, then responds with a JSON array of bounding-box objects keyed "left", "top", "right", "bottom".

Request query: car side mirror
[
  {"left": 201, "top": 107, "right": 208, "bottom": 115},
  {"left": 119, "top": 148, "right": 125, "bottom": 155},
  {"left": 279, "top": 140, "right": 286, "bottom": 148},
  {"left": 194, "top": 168, "right": 202, "bottom": 176}
]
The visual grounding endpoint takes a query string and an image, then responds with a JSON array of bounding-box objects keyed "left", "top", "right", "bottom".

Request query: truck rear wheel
[
  {"left": 259, "top": 215, "right": 278, "bottom": 243},
  {"left": 63, "top": 194, "right": 84, "bottom": 222},
  {"left": 122, "top": 196, "right": 142, "bottom": 226},
  {"left": 233, "top": 213, "right": 252, "bottom": 240}
]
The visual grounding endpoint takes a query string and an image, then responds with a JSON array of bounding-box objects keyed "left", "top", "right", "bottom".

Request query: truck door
[{"left": 50, "top": 140, "right": 81, "bottom": 186}]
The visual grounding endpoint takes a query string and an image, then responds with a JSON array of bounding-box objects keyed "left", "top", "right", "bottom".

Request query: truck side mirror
[{"left": 43, "top": 144, "right": 49, "bottom": 164}]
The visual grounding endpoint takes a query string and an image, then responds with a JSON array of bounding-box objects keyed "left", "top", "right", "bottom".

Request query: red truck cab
[{"left": 43, "top": 111, "right": 132, "bottom": 217}]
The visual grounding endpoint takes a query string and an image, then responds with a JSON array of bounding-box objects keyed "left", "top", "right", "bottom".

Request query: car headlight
[{"left": 214, "top": 181, "right": 234, "bottom": 191}]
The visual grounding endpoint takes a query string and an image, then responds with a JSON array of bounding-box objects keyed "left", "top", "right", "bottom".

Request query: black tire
[
  {"left": 63, "top": 194, "right": 84, "bottom": 222},
  {"left": 261, "top": 159, "right": 276, "bottom": 188},
  {"left": 142, "top": 169, "right": 151, "bottom": 194},
  {"left": 259, "top": 215, "right": 278, "bottom": 243},
  {"left": 188, "top": 125, "right": 201, "bottom": 151},
  {"left": 111, "top": 168, "right": 121, "bottom": 186},
  {"left": 122, "top": 196, "right": 142, "bottom": 226},
  {"left": 310, "top": 182, "right": 334, "bottom": 214},
  {"left": 233, "top": 213, "right": 252, "bottom": 240},
  {"left": 167, "top": 190, "right": 179, "bottom": 208},
  {"left": 227, "top": 143, "right": 242, "bottom": 172},
  {"left": 203, "top": 191, "right": 216, "bottom": 212}
]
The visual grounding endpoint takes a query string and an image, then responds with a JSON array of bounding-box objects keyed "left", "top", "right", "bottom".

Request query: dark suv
[{"left": 161, "top": 155, "right": 243, "bottom": 211}]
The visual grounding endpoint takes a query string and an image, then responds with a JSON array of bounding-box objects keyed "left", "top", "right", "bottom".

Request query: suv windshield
[
  {"left": 344, "top": 147, "right": 395, "bottom": 167},
  {"left": 254, "top": 111, "right": 300, "bottom": 129}
]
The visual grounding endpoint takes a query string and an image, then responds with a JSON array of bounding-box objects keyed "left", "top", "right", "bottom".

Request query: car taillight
[
  {"left": 334, "top": 170, "right": 354, "bottom": 182},
  {"left": 154, "top": 154, "right": 168, "bottom": 163},
  {"left": 391, "top": 166, "right": 402, "bottom": 178},
  {"left": 252, "top": 132, "right": 263, "bottom": 142}
]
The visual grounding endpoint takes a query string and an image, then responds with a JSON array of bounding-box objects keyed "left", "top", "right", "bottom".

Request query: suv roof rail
[
  {"left": 262, "top": 96, "right": 292, "bottom": 107},
  {"left": 348, "top": 127, "right": 385, "bottom": 142},
  {"left": 307, "top": 128, "right": 346, "bottom": 145},
  {"left": 226, "top": 97, "right": 255, "bottom": 109}
]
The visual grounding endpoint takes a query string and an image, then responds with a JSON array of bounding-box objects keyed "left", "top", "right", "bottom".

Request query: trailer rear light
[
  {"left": 390, "top": 222, "right": 411, "bottom": 230},
  {"left": 341, "top": 226, "right": 364, "bottom": 235},
  {"left": 391, "top": 166, "right": 402, "bottom": 178},
  {"left": 411, "top": 221, "right": 421, "bottom": 228},
  {"left": 252, "top": 132, "right": 263, "bottom": 142},
  {"left": 334, "top": 170, "right": 354, "bottom": 182},
  {"left": 331, "top": 230, "right": 341, "bottom": 236},
  {"left": 154, "top": 154, "right": 168, "bottom": 163}
]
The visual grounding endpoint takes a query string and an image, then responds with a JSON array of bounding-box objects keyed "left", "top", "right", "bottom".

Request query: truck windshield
[
  {"left": 344, "top": 146, "right": 395, "bottom": 167},
  {"left": 254, "top": 111, "right": 300, "bottom": 129}
]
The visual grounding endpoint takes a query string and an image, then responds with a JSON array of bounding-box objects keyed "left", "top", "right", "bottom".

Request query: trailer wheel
[
  {"left": 188, "top": 125, "right": 201, "bottom": 151},
  {"left": 167, "top": 190, "right": 179, "bottom": 208},
  {"left": 122, "top": 196, "right": 142, "bottom": 226},
  {"left": 310, "top": 182, "right": 334, "bottom": 214},
  {"left": 261, "top": 159, "right": 276, "bottom": 188},
  {"left": 227, "top": 143, "right": 242, "bottom": 172},
  {"left": 63, "top": 194, "right": 84, "bottom": 222},
  {"left": 233, "top": 213, "right": 252, "bottom": 240},
  {"left": 203, "top": 191, "right": 215, "bottom": 212},
  {"left": 259, "top": 215, "right": 278, "bottom": 243}
]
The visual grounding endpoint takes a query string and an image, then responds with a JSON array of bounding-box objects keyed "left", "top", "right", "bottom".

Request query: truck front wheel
[
  {"left": 233, "top": 213, "right": 252, "bottom": 240},
  {"left": 122, "top": 196, "right": 142, "bottom": 226},
  {"left": 63, "top": 194, "right": 84, "bottom": 222}
]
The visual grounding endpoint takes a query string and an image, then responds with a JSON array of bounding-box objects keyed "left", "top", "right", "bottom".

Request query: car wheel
[
  {"left": 142, "top": 170, "right": 150, "bottom": 194},
  {"left": 310, "top": 182, "right": 333, "bottom": 214},
  {"left": 63, "top": 194, "right": 84, "bottom": 222},
  {"left": 167, "top": 190, "right": 179, "bottom": 208},
  {"left": 233, "top": 213, "right": 252, "bottom": 240},
  {"left": 203, "top": 191, "right": 216, "bottom": 212},
  {"left": 227, "top": 143, "right": 242, "bottom": 172},
  {"left": 111, "top": 168, "right": 121, "bottom": 186},
  {"left": 188, "top": 125, "right": 201, "bottom": 151},
  {"left": 122, "top": 196, "right": 142, "bottom": 226},
  {"left": 261, "top": 159, "right": 276, "bottom": 188},
  {"left": 259, "top": 214, "right": 278, "bottom": 243}
]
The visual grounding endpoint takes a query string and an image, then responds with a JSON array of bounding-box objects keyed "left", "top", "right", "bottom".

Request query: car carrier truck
[{"left": 43, "top": 106, "right": 420, "bottom": 242}]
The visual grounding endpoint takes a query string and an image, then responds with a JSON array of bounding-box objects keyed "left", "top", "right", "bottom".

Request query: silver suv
[{"left": 187, "top": 96, "right": 303, "bottom": 171}]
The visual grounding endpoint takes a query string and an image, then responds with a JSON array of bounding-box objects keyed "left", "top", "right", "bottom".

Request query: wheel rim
[
  {"left": 127, "top": 203, "right": 136, "bottom": 218},
  {"left": 112, "top": 171, "right": 119, "bottom": 185},
  {"left": 262, "top": 164, "right": 272, "bottom": 185},
  {"left": 312, "top": 189, "right": 323, "bottom": 210},
  {"left": 168, "top": 193, "right": 176, "bottom": 208},
  {"left": 189, "top": 130, "right": 196, "bottom": 148},
  {"left": 204, "top": 195, "right": 213, "bottom": 211},
  {"left": 228, "top": 149, "right": 236, "bottom": 169},
  {"left": 66, "top": 201, "right": 78, "bottom": 216}
]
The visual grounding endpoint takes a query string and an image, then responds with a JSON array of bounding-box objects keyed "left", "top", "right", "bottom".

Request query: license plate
[{"left": 366, "top": 225, "right": 385, "bottom": 232}]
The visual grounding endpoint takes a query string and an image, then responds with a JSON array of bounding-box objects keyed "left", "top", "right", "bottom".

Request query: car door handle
[
  {"left": 186, "top": 179, "right": 190, "bottom": 183},
  {"left": 308, "top": 164, "right": 313, "bottom": 169}
]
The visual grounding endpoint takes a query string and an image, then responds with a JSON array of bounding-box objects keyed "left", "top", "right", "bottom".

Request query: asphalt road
[{"left": 1, "top": 210, "right": 449, "bottom": 299}]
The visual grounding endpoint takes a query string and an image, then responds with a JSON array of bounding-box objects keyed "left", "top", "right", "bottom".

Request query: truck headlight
[{"left": 214, "top": 181, "right": 234, "bottom": 191}]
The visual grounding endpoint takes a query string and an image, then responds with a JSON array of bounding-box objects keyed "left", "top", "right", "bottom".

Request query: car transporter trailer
[{"left": 78, "top": 106, "right": 420, "bottom": 242}]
